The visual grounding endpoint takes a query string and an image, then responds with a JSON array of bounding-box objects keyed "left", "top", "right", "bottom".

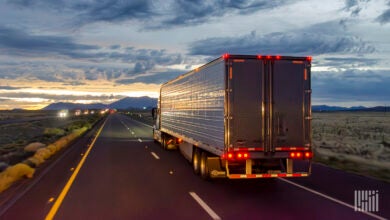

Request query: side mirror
[{"left": 151, "top": 108, "right": 157, "bottom": 120}]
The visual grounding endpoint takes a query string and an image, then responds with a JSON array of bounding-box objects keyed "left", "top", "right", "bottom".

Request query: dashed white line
[
  {"left": 151, "top": 152, "right": 160, "bottom": 160},
  {"left": 279, "top": 178, "right": 386, "bottom": 220},
  {"left": 189, "top": 192, "right": 221, "bottom": 220},
  {"left": 138, "top": 138, "right": 142, "bottom": 142}
]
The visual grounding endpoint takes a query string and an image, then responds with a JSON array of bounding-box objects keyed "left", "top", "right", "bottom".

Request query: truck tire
[
  {"left": 161, "top": 135, "right": 167, "bottom": 150},
  {"left": 200, "top": 151, "right": 210, "bottom": 180},
  {"left": 192, "top": 148, "right": 201, "bottom": 175}
]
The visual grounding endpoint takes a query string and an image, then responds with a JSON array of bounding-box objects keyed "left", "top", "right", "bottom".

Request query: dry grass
[
  {"left": 0, "top": 126, "right": 89, "bottom": 193},
  {"left": 312, "top": 112, "right": 390, "bottom": 181},
  {"left": 0, "top": 163, "right": 35, "bottom": 193}
]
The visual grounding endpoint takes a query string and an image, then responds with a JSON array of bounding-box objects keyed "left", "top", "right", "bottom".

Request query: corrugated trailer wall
[{"left": 160, "top": 59, "right": 226, "bottom": 151}]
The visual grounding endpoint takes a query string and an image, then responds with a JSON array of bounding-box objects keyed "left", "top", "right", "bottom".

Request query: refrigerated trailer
[{"left": 152, "top": 54, "right": 313, "bottom": 179}]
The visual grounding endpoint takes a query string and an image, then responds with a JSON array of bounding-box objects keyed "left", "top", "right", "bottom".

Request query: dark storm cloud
[
  {"left": 189, "top": 21, "right": 376, "bottom": 56},
  {"left": 343, "top": 0, "right": 370, "bottom": 17},
  {"left": 73, "top": 0, "right": 153, "bottom": 26},
  {"left": 376, "top": 9, "right": 390, "bottom": 24},
  {"left": 312, "top": 69, "right": 390, "bottom": 103},
  {"left": 6, "top": 0, "right": 295, "bottom": 29},
  {"left": 0, "top": 26, "right": 99, "bottom": 59},
  {"left": 153, "top": 0, "right": 291, "bottom": 29}
]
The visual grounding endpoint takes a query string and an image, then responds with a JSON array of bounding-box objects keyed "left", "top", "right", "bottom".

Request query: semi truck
[{"left": 152, "top": 54, "right": 313, "bottom": 179}]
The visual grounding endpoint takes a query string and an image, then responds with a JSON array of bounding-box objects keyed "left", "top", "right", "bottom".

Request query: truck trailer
[{"left": 152, "top": 54, "right": 313, "bottom": 179}]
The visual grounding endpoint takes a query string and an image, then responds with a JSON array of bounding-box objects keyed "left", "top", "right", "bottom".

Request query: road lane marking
[
  {"left": 151, "top": 152, "right": 160, "bottom": 160},
  {"left": 45, "top": 118, "right": 108, "bottom": 220},
  {"left": 279, "top": 178, "right": 386, "bottom": 220},
  {"left": 189, "top": 192, "right": 221, "bottom": 220},
  {"left": 138, "top": 138, "right": 142, "bottom": 142}
]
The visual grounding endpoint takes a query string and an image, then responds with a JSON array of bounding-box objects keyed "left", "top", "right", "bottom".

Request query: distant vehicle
[
  {"left": 58, "top": 109, "right": 69, "bottom": 118},
  {"left": 83, "top": 109, "right": 89, "bottom": 115},
  {"left": 152, "top": 54, "right": 313, "bottom": 179}
]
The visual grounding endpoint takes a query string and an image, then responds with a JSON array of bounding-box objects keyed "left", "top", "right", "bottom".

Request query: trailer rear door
[
  {"left": 272, "top": 59, "right": 311, "bottom": 149},
  {"left": 228, "top": 58, "right": 264, "bottom": 148}
]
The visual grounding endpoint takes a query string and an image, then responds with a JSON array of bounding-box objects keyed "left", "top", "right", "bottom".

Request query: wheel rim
[
  {"left": 200, "top": 152, "right": 208, "bottom": 179},
  {"left": 193, "top": 150, "right": 200, "bottom": 174}
]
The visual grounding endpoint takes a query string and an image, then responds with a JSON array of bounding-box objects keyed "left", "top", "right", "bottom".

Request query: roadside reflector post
[
  {"left": 286, "top": 159, "right": 293, "bottom": 174},
  {"left": 246, "top": 159, "right": 252, "bottom": 175}
]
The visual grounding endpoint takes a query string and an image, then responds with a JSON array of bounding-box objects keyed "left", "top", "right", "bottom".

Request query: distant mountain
[
  {"left": 109, "top": 96, "right": 157, "bottom": 109},
  {"left": 312, "top": 105, "right": 349, "bottom": 112},
  {"left": 312, "top": 105, "right": 388, "bottom": 112},
  {"left": 43, "top": 96, "right": 157, "bottom": 111}
]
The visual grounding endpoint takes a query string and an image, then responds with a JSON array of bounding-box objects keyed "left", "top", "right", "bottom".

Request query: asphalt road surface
[{"left": 0, "top": 113, "right": 388, "bottom": 220}]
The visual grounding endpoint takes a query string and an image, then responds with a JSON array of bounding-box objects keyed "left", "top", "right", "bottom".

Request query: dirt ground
[{"left": 312, "top": 112, "right": 390, "bottom": 181}]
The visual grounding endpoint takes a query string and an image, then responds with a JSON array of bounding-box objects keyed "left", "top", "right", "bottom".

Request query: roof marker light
[
  {"left": 257, "top": 55, "right": 263, "bottom": 59},
  {"left": 275, "top": 55, "right": 281, "bottom": 60},
  {"left": 266, "top": 55, "right": 272, "bottom": 59},
  {"left": 222, "top": 53, "right": 230, "bottom": 59},
  {"left": 306, "top": 56, "right": 312, "bottom": 62}
]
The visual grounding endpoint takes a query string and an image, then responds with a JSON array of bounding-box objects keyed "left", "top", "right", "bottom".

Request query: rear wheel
[
  {"left": 200, "top": 151, "right": 210, "bottom": 180},
  {"left": 192, "top": 148, "right": 201, "bottom": 175},
  {"left": 161, "top": 135, "right": 167, "bottom": 150}
]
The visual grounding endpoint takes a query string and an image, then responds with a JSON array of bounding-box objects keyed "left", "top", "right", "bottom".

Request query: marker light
[
  {"left": 222, "top": 53, "right": 230, "bottom": 59},
  {"left": 257, "top": 55, "right": 263, "bottom": 59},
  {"left": 306, "top": 56, "right": 312, "bottom": 62},
  {"left": 275, "top": 55, "right": 281, "bottom": 60},
  {"left": 304, "top": 152, "right": 313, "bottom": 159}
]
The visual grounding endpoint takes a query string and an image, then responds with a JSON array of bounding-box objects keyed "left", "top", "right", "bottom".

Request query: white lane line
[
  {"left": 189, "top": 192, "right": 221, "bottom": 220},
  {"left": 138, "top": 138, "right": 142, "bottom": 142},
  {"left": 151, "top": 152, "right": 160, "bottom": 160},
  {"left": 279, "top": 178, "right": 386, "bottom": 220}
]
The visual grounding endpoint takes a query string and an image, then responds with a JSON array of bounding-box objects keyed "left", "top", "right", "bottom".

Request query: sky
[{"left": 0, "top": 0, "right": 389, "bottom": 110}]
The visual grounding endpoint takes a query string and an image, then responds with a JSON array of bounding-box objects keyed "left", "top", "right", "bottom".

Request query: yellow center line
[{"left": 45, "top": 118, "right": 108, "bottom": 220}]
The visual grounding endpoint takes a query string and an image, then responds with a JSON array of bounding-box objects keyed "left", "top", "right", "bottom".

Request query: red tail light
[
  {"left": 304, "top": 152, "right": 313, "bottom": 159},
  {"left": 290, "top": 151, "right": 312, "bottom": 159},
  {"left": 275, "top": 55, "right": 281, "bottom": 60},
  {"left": 223, "top": 152, "right": 250, "bottom": 160},
  {"left": 257, "top": 55, "right": 263, "bottom": 59}
]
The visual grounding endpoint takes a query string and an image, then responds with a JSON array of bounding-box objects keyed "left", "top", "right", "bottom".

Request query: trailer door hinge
[
  {"left": 305, "top": 116, "right": 312, "bottom": 120},
  {"left": 305, "top": 90, "right": 312, "bottom": 93}
]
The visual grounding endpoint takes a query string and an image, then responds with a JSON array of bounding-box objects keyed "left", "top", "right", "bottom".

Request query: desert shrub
[
  {"left": 33, "top": 148, "right": 52, "bottom": 162},
  {"left": 0, "top": 163, "right": 35, "bottom": 193},
  {"left": 44, "top": 128, "right": 65, "bottom": 136},
  {"left": 24, "top": 142, "right": 46, "bottom": 152},
  {"left": 25, "top": 157, "right": 43, "bottom": 167}
]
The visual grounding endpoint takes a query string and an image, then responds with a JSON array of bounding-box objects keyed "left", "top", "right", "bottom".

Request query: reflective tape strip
[
  {"left": 228, "top": 173, "right": 309, "bottom": 179},
  {"left": 232, "top": 147, "right": 310, "bottom": 151}
]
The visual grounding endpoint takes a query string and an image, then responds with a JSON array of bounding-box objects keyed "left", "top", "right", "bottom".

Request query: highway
[{"left": 0, "top": 113, "right": 388, "bottom": 219}]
